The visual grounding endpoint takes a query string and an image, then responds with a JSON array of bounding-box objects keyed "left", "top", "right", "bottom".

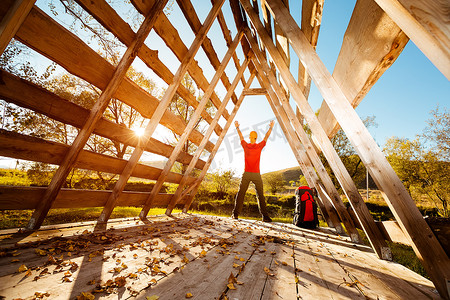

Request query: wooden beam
[
  {"left": 176, "top": 0, "right": 239, "bottom": 105},
  {"left": 0, "top": 0, "right": 35, "bottom": 55},
  {"left": 317, "top": 0, "right": 409, "bottom": 138},
  {"left": 98, "top": 0, "right": 225, "bottom": 224},
  {"left": 297, "top": 0, "right": 323, "bottom": 123},
  {"left": 140, "top": 30, "right": 244, "bottom": 217},
  {"left": 166, "top": 57, "right": 250, "bottom": 215},
  {"left": 373, "top": 0, "right": 450, "bottom": 80},
  {"left": 261, "top": 0, "right": 450, "bottom": 297},
  {"left": 255, "top": 73, "right": 342, "bottom": 232},
  {"left": 241, "top": 4, "right": 392, "bottom": 259},
  {"left": 74, "top": 0, "right": 222, "bottom": 136},
  {"left": 182, "top": 72, "right": 257, "bottom": 212},
  {"left": 26, "top": 0, "right": 168, "bottom": 230},
  {"left": 131, "top": 0, "right": 231, "bottom": 120},
  {"left": 0, "top": 186, "right": 179, "bottom": 210},
  {"left": 15, "top": 7, "right": 214, "bottom": 152},
  {"left": 215, "top": 6, "right": 247, "bottom": 87},
  {"left": 242, "top": 88, "right": 267, "bottom": 95},
  {"left": 0, "top": 129, "right": 195, "bottom": 185},
  {"left": 0, "top": 70, "right": 206, "bottom": 170}
]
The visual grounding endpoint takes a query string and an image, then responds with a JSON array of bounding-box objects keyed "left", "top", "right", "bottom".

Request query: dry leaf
[
  {"left": 227, "top": 283, "right": 236, "bottom": 290},
  {"left": 35, "top": 249, "right": 47, "bottom": 256},
  {"left": 186, "top": 292, "right": 193, "bottom": 298},
  {"left": 295, "top": 276, "right": 299, "bottom": 284},
  {"left": 146, "top": 296, "right": 159, "bottom": 300},
  {"left": 199, "top": 250, "right": 207, "bottom": 258},
  {"left": 149, "top": 278, "right": 157, "bottom": 286},
  {"left": 228, "top": 272, "right": 237, "bottom": 284},
  {"left": 11, "top": 259, "right": 20, "bottom": 263},
  {"left": 76, "top": 292, "right": 94, "bottom": 300},
  {"left": 18, "top": 264, "right": 28, "bottom": 272}
]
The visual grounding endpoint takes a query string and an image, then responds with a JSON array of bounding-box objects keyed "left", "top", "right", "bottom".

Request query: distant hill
[{"left": 262, "top": 166, "right": 303, "bottom": 183}]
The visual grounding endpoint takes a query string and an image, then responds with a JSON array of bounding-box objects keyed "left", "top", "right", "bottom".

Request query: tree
[
  {"left": 210, "top": 169, "right": 235, "bottom": 198},
  {"left": 264, "top": 173, "right": 285, "bottom": 194},
  {"left": 422, "top": 105, "right": 449, "bottom": 161},
  {"left": 384, "top": 136, "right": 449, "bottom": 217}
]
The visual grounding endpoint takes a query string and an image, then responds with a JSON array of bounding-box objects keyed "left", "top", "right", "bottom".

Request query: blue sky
[{"left": 1, "top": 0, "right": 448, "bottom": 175}]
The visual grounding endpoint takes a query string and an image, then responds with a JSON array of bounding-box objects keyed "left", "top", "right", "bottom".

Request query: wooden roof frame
[{"left": 0, "top": 0, "right": 448, "bottom": 298}]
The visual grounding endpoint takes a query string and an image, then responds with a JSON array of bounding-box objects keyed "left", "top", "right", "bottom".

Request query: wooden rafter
[
  {"left": 14, "top": 7, "right": 214, "bottom": 152},
  {"left": 131, "top": 0, "right": 231, "bottom": 120},
  {"left": 0, "top": 70, "right": 206, "bottom": 169},
  {"left": 26, "top": 0, "right": 169, "bottom": 230},
  {"left": 317, "top": 0, "right": 409, "bottom": 138},
  {"left": 0, "top": 0, "right": 35, "bottom": 55},
  {"left": 98, "top": 0, "right": 226, "bottom": 224},
  {"left": 260, "top": 0, "right": 450, "bottom": 297},
  {"left": 74, "top": 0, "right": 222, "bottom": 136},
  {"left": 374, "top": 0, "right": 450, "bottom": 80}
]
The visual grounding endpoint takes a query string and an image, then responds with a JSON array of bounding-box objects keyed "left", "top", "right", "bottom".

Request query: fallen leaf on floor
[
  {"left": 76, "top": 292, "right": 94, "bottom": 300},
  {"left": 186, "top": 292, "right": 193, "bottom": 298},
  {"left": 33, "top": 292, "right": 50, "bottom": 299},
  {"left": 18, "top": 264, "right": 28, "bottom": 272},
  {"left": 227, "top": 283, "right": 236, "bottom": 290},
  {"left": 146, "top": 296, "right": 159, "bottom": 300},
  {"left": 228, "top": 272, "right": 237, "bottom": 284},
  {"left": 264, "top": 267, "right": 274, "bottom": 276}
]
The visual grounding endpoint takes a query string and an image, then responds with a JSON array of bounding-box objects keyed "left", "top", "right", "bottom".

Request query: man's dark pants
[{"left": 233, "top": 172, "right": 268, "bottom": 217}]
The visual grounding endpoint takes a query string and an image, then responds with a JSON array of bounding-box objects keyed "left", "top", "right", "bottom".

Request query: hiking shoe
[{"left": 262, "top": 216, "right": 272, "bottom": 222}]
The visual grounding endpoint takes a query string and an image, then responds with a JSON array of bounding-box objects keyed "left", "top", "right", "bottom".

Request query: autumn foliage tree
[{"left": 383, "top": 106, "right": 449, "bottom": 217}]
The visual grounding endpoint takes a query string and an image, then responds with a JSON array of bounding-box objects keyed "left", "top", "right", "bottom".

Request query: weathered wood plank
[
  {"left": 0, "top": 0, "right": 35, "bottom": 54},
  {"left": 0, "top": 129, "right": 196, "bottom": 185},
  {"left": 0, "top": 186, "right": 177, "bottom": 209},
  {"left": 0, "top": 70, "right": 206, "bottom": 170},
  {"left": 242, "top": 88, "right": 267, "bottom": 95},
  {"left": 374, "top": 0, "right": 450, "bottom": 80},
  {"left": 216, "top": 7, "right": 247, "bottom": 86},
  {"left": 73, "top": 0, "right": 222, "bottom": 136},
  {"left": 131, "top": 0, "right": 230, "bottom": 120},
  {"left": 176, "top": 0, "right": 239, "bottom": 105},
  {"left": 258, "top": 1, "right": 450, "bottom": 297},
  {"left": 242, "top": 3, "right": 391, "bottom": 260},
  {"left": 15, "top": 7, "right": 214, "bottom": 152},
  {"left": 317, "top": 0, "right": 409, "bottom": 138}
]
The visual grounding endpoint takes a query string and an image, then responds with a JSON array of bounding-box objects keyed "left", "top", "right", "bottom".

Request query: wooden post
[
  {"left": 255, "top": 73, "right": 342, "bottom": 232},
  {"left": 0, "top": 0, "right": 35, "bottom": 55},
  {"left": 373, "top": 0, "right": 450, "bottom": 80},
  {"left": 181, "top": 72, "right": 256, "bottom": 213},
  {"left": 163, "top": 57, "right": 251, "bottom": 216},
  {"left": 260, "top": 0, "right": 450, "bottom": 297},
  {"left": 137, "top": 30, "right": 244, "bottom": 216},
  {"left": 26, "top": 0, "right": 169, "bottom": 230},
  {"left": 97, "top": 0, "right": 225, "bottom": 223},
  {"left": 317, "top": 0, "right": 408, "bottom": 138},
  {"left": 241, "top": 4, "right": 391, "bottom": 259}
]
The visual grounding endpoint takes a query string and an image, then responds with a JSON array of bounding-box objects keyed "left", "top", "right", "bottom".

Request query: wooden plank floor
[{"left": 0, "top": 214, "right": 440, "bottom": 299}]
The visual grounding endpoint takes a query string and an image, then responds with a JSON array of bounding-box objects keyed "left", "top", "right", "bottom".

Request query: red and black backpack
[{"left": 293, "top": 186, "right": 318, "bottom": 228}]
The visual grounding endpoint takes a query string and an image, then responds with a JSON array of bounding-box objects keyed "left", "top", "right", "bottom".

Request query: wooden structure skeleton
[{"left": 0, "top": 0, "right": 448, "bottom": 298}]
